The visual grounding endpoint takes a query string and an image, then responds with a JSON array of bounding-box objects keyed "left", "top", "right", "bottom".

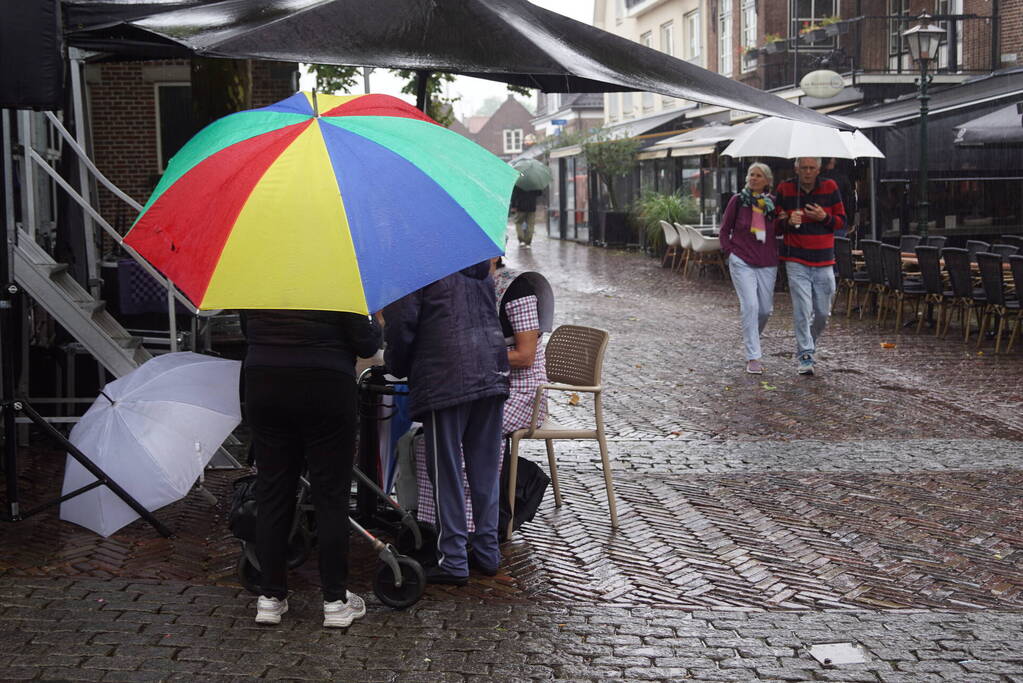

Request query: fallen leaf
[
  {"left": 568, "top": 393, "right": 580, "bottom": 405},
  {"left": 635, "top": 364, "right": 643, "bottom": 368},
  {"left": 760, "top": 381, "right": 777, "bottom": 390},
  {"left": 880, "top": 342, "right": 896, "bottom": 349}
]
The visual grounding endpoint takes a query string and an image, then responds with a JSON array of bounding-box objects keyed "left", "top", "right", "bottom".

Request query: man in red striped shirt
[{"left": 776, "top": 157, "right": 846, "bottom": 376}]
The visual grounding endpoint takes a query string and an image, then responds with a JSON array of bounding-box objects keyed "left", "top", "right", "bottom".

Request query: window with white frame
[
  {"left": 641, "top": 31, "right": 654, "bottom": 110},
  {"left": 622, "top": 90, "right": 634, "bottom": 116},
  {"left": 935, "top": 0, "right": 963, "bottom": 71},
  {"left": 887, "top": 0, "right": 910, "bottom": 70},
  {"left": 503, "top": 129, "right": 523, "bottom": 154},
  {"left": 741, "top": 0, "right": 757, "bottom": 71},
  {"left": 546, "top": 92, "right": 560, "bottom": 114},
  {"left": 718, "top": 3, "right": 733, "bottom": 76},
  {"left": 793, "top": 0, "right": 835, "bottom": 48},
  {"left": 607, "top": 92, "right": 620, "bottom": 121},
  {"left": 660, "top": 21, "right": 675, "bottom": 56},
  {"left": 156, "top": 83, "right": 192, "bottom": 172},
  {"left": 684, "top": 10, "right": 701, "bottom": 63}
]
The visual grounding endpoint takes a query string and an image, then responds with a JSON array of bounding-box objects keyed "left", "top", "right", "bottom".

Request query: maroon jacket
[{"left": 718, "top": 194, "right": 780, "bottom": 268}]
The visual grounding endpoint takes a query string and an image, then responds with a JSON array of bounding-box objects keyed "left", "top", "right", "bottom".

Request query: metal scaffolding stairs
[{"left": 13, "top": 228, "right": 150, "bottom": 378}]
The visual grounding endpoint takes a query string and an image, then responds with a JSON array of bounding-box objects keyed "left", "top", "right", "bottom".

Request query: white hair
[{"left": 745, "top": 162, "right": 773, "bottom": 190}]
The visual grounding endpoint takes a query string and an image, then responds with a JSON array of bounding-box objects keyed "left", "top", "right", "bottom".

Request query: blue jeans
[
  {"left": 785, "top": 261, "right": 836, "bottom": 358},
  {"left": 728, "top": 254, "right": 777, "bottom": 361}
]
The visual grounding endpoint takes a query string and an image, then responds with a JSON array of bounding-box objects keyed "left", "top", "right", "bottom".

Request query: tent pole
[
  {"left": 415, "top": 70, "right": 430, "bottom": 113},
  {"left": 870, "top": 157, "right": 878, "bottom": 240}
]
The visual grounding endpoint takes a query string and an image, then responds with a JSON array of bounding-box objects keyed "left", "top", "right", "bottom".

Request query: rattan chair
[
  {"left": 990, "top": 244, "right": 1020, "bottom": 260},
  {"left": 834, "top": 236, "right": 868, "bottom": 316},
  {"left": 966, "top": 240, "right": 991, "bottom": 265},
  {"left": 899, "top": 234, "right": 921, "bottom": 254},
  {"left": 976, "top": 252, "right": 1020, "bottom": 353},
  {"left": 659, "top": 220, "right": 682, "bottom": 270},
  {"left": 880, "top": 244, "right": 926, "bottom": 330},
  {"left": 999, "top": 235, "right": 1023, "bottom": 250},
  {"left": 914, "top": 245, "right": 952, "bottom": 335},
  {"left": 941, "top": 247, "right": 986, "bottom": 341},
  {"left": 1007, "top": 255, "right": 1023, "bottom": 352},
  {"left": 505, "top": 325, "right": 617, "bottom": 540},
  {"left": 859, "top": 240, "right": 886, "bottom": 320}
]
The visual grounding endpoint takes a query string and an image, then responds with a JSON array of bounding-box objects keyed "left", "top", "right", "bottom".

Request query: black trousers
[{"left": 245, "top": 366, "right": 357, "bottom": 603}]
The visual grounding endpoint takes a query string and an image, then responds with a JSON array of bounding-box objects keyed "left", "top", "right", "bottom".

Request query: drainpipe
[{"left": 991, "top": 0, "right": 1000, "bottom": 72}]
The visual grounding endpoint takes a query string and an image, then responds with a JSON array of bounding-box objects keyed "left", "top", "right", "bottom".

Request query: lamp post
[{"left": 902, "top": 15, "right": 946, "bottom": 239}]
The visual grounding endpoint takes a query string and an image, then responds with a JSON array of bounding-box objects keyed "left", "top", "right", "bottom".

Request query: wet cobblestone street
[{"left": 1, "top": 227, "right": 1021, "bottom": 680}]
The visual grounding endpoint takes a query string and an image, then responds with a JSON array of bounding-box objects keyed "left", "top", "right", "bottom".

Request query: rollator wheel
[
  {"left": 286, "top": 525, "right": 313, "bottom": 569},
  {"left": 237, "top": 547, "right": 262, "bottom": 595},
  {"left": 236, "top": 528, "right": 312, "bottom": 595},
  {"left": 373, "top": 555, "right": 425, "bottom": 609}
]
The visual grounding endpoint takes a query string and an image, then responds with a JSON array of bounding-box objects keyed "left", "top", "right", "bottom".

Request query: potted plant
[
  {"left": 632, "top": 191, "right": 700, "bottom": 256},
  {"left": 582, "top": 129, "right": 640, "bottom": 247},
  {"left": 800, "top": 21, "right": 826, "bottom": 43},
  {"left": 744, "top": 46, "right": 762, "bottom": 61},
  {"left": 821, "top": 15, "right": 848, "bottom": 37},
  {"left": 763, "top": 33, "right": 787, "bottom": 54}
]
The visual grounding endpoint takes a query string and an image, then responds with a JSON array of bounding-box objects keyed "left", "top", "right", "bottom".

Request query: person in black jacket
[
  {"left": 511, "top": 186, "right": 542, "bottom": 247},
  {"left": 383, "top": 261, "right": 510, "bottom": 584},
  {"left": 242, "top": 309, "right": 381, "bottom": 628}
]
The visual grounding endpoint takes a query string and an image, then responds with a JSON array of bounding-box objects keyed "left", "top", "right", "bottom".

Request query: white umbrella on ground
[
  {"left": 722, "top": 117, "right": 884, "bottom": 159},
  {"left": 60, "top": 352, "right": 242, "bottom": 537}
]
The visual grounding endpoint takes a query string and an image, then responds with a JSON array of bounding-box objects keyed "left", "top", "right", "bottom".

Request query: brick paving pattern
[{"left": 1, "top": 228, "right": 1021, "bottom": 680}]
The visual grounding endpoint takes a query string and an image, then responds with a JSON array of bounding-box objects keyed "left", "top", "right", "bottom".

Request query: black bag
[
  {"left": 498, "top": 451, "right": 550, "bottom": 541},
  {"left": 228, "top": 474, "right": 259, "bottom": 542}
]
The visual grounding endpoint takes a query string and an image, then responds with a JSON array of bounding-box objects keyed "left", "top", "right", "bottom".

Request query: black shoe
[
  {"left": 468, "top": 555, "right": 498, "bottom": 576},
  {"left": 425, "top": 565, "right": 468, "bottom": 586}
]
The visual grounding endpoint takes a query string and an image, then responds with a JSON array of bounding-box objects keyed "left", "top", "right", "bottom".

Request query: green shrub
[{"left": 632, "top": 192, "right": 701, "bottom": 252}]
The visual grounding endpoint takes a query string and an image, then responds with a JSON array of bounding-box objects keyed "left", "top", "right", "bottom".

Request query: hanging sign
[{"left": 800, "top": 70, "right": 845, "bottom": 99}]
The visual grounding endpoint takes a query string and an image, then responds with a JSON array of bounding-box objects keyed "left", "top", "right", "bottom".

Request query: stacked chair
[
  {"left": 880, "top": 243, "right": 926, "bottom": 330},
  {"left": 833, "top": 236, "right": 869, "bottom": 316},
  {"left": 975, "top": 251, "right": 1020, "bottom": 353}
]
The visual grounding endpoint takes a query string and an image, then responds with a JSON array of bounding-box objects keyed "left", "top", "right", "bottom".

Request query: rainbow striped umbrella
[{"left": 125, "top": 92, "right": 517, "bottom": 314}]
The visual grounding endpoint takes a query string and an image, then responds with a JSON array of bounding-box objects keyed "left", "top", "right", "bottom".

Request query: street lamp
[{"left": 902, "top": 15, "right": 945, "bottom": 238}]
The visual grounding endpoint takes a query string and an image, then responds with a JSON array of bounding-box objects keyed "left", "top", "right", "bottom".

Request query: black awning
[
  {"left": 954, "top": 102, "right": 1023, "bottom": 146},
  {"left": 848, "top": 67, "right": 1023, "bottom": 124},
  {"left": 62, "top": 0, "right": 847, "bottom": 128}
]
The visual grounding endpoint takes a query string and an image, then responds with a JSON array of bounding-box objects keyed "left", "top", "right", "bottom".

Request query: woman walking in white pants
[{"left": 718, "top": 163, "right": 785, "bottom": 374}]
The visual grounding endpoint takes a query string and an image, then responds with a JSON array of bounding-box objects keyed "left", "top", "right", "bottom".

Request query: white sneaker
[
  {"left": 255, "top": 596, "right": 288, "bottom": 625},
  {"left": 323, "top": 591, "right": 366, "bottom": 628}
]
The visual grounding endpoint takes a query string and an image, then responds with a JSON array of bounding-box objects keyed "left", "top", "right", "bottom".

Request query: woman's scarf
[{"left": 738, "top": 187, "right": 776, "bottom": 243}]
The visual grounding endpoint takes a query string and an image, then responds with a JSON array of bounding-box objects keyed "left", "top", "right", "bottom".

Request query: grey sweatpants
[{"left": 422, "top": 395, "right": 504, "bottom": 575}]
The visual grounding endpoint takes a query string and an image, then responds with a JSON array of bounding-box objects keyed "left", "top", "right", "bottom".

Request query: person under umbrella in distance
[
  {"left": 511, "top": 186, "right": 543, "bottom": 247},
  {"left": 718, "top": 163, "right": 784, "bottom": 375},
  {"left": 776, "top": 157, "right": 846, "bottom": 376},
  {"left": 243, "top": 309, "right": 381, "bottom": 628}
]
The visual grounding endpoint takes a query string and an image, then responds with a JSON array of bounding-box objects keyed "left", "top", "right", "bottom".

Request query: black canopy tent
[
  {"left": 63, "top": 0, "right": 849, "bottom": 129},
  {"left": 954, "top": 102, "right": 1023, "bottom": 147}
]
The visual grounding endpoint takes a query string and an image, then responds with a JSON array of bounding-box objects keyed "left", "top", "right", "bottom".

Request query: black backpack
[{"left": 498, "top": 452, "right": 550, "bottom": 541}]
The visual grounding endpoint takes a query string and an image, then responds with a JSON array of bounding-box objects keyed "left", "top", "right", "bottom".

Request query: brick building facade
[{"left": 85, "top": 59, "right": 297, "bottom": 235}]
